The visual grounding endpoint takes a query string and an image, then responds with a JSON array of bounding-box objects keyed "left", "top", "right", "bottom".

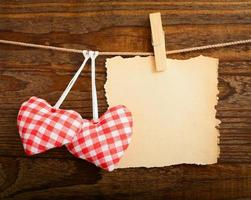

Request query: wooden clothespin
[{"left": 149, "top": 12, "right": 167, "bottom": 72}]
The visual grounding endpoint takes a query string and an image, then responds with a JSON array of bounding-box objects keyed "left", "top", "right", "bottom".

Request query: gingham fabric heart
[
  {"left": 17, "top": 96, "right": 82, "bottom": 155},
  {"left": 66, "top": 105, "right": 133, "bottom": 171},
  {"left": 16, "top": 51, "right": 133, "bottom": 172}
]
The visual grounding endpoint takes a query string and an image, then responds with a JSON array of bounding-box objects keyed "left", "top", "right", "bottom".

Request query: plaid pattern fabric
[
  {"left": 66, "top": 105, "right": 133, "bottom": 171},
  {"left": 17, "top": 97, "right": 82, "bottom": 155},
  {"left": 17, "top": 97, "right": 133, "bottom": 171}
]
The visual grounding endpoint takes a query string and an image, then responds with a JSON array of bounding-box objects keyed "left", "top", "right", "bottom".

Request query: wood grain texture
[
  {"left": 1, "top": 157, "right": 251, "bottom": 200},
  {"left": 0, "top": 1, "right": 251, "bottom": 199}
]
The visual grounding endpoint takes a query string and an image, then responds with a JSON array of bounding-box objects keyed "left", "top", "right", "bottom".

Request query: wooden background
[{"left": 0, "top": 1, "right": 251, "bottom": 199}]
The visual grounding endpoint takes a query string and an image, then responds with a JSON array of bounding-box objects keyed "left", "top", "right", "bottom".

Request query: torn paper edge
[{"left": 104, "top": 55, "right": 221, "bottom": 168}]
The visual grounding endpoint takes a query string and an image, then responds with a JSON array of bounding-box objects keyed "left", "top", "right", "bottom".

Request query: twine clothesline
[{"left": 0, "top": 39, "right": 251, "bottom": 56}]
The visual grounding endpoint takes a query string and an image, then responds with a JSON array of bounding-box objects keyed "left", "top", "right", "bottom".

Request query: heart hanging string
[
  {"left": 89, "top": 51, "right": 99, "bottom": 122},
  {"left": 54, "top": 50, "right": 90, "bottom": 109}
]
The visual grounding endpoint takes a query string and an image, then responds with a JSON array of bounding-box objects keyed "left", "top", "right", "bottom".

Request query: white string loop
[
  {"left": 89, "top": 51, "right": 99, "bottom": 122},
  {"left": 54, "top": 50, "right": 90, "bottom": 109}
]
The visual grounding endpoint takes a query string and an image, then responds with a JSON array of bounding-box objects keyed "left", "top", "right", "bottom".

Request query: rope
[{"left": 0, "top": 39, "right": 250, "bottom": 56}]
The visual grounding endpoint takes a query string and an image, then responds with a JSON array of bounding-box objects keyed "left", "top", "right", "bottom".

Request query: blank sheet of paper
[{"left": 105, "top": 55, "right": 220, "bottom": 168}]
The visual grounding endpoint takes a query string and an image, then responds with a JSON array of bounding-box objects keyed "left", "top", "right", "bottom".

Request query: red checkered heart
[
  {"left": 66, "top": 105, "right": 133, "bottom": 171},
  {"left": 17, "top": 96, "right": 82, "bottom": 155}
]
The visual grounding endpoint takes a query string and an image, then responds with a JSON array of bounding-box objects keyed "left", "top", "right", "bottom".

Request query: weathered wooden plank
[
  {"left": 1, "top": 1, "right": 251, "bottom": 14},
  {"left": 0, "top": 4, "right": 250, "bottom": 33},
  {"left": 1, "top": 157, "right": 251, "bottom": 200},
  {"left": 0, "top": 24, "right": 250, "bottom": 56}
]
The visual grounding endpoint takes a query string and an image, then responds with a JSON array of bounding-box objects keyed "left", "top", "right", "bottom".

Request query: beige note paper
[{"left": 105, "top": 55, "right": 220, "bottom": 168}]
